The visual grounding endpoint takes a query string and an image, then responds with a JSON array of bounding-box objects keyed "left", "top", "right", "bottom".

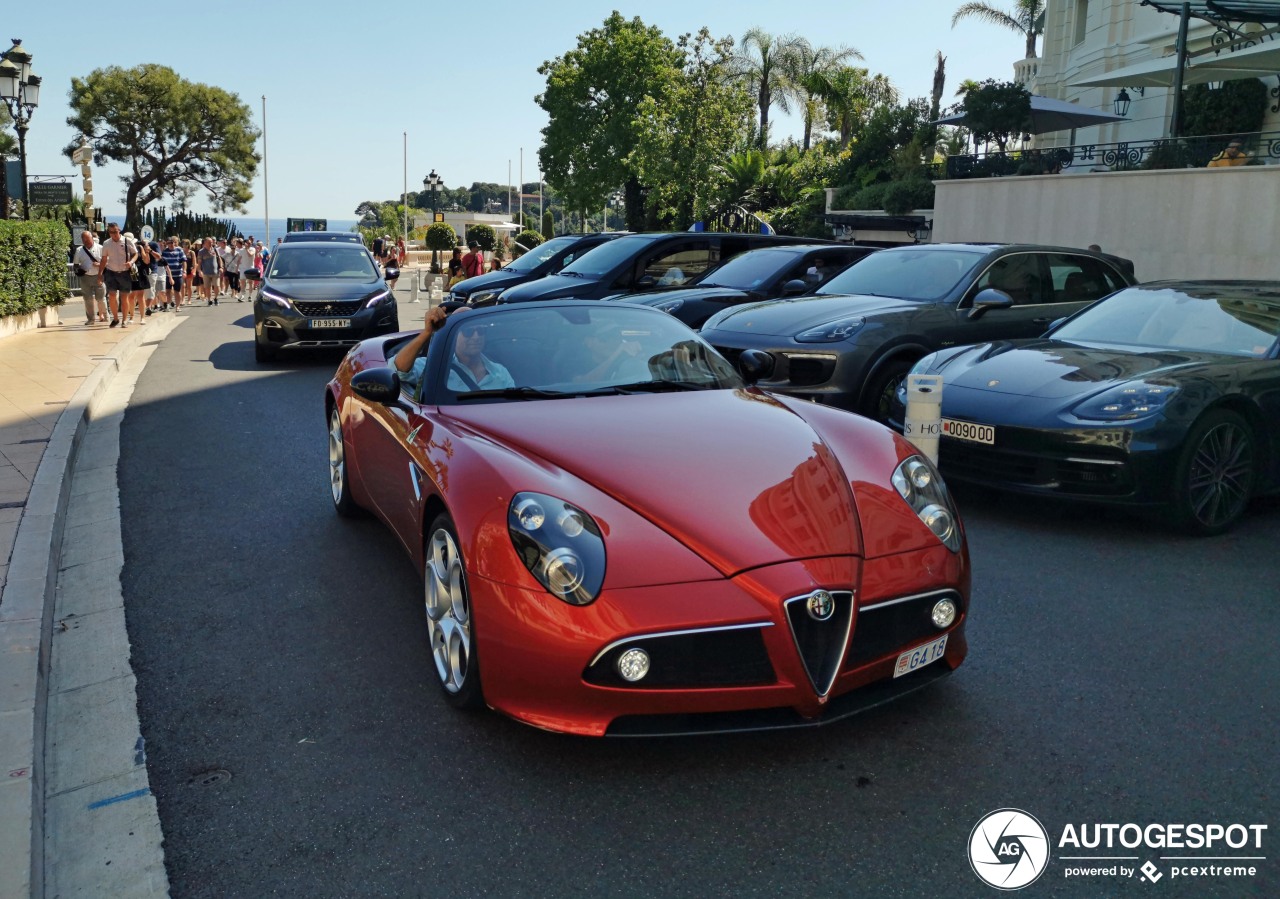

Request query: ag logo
[{"left": 969, "top": 808, "right": 1050, "bottom": 890}]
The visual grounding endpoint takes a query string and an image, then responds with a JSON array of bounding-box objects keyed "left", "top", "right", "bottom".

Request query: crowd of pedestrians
[{"left": 72, "top": 225, "right": 271, "bottom": 326}]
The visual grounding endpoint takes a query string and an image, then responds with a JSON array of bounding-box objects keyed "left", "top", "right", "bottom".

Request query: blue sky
[{"left": 10, "top": 1, "right": 1017, "bottom": 220}]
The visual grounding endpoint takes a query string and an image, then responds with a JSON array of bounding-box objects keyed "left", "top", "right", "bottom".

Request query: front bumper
[
  {"left": 471, "top": 546, "right": 969, "bottom": 736},
  {"left": 255, "top": 298, "right": 399, "bottom": 352}
]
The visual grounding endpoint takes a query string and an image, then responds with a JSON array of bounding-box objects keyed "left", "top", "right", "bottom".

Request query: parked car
[
  {"left": 494, "top": 232, "right": 825, "bottom": 305},
  {"left": 699, "top": 243, "right": 1137, "bottom": 422},
  {"left": 447, "top": 233, "right": 630, "bottom": 307},
  {"left": 249, "top": 241, "right": 397, "bottom": 363},
  {"left": 607, "top": 243, "right": 877, "bottom": 329},
  {"left": 894, "top": 280, "right": 1280, "bottom": 535},
  {"left": 281, "top": 231, "right": 365, "bottom": 244},
  {"left": 325, "top": 302, "right": 970, "bottom": 736}
]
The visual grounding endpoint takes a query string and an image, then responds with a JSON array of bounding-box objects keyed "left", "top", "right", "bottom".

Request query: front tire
[
  {"left": 860, "top": 358, "right": 913, "bottom": 425},
  {"left": 1170, "top": 408, "right": 1256, "bottom": 536},
  {"left": 328, "top": 406, "right": 360, "bottom": 517},
  {"left": 424, "top": 515, "right": 484, "bottom": 709},
  {"left": 254, "top": 340, "right": 276, "bottom": 363}
]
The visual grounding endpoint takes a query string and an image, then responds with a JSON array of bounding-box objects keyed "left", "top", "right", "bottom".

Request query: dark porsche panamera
[{"left": 897, "top": 281, "right": 1280, "bottom": 534}]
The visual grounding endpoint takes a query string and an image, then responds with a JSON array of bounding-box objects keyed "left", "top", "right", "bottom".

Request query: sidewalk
[{"left": 0, "top": 308, "right": 176, "bottom": 899}]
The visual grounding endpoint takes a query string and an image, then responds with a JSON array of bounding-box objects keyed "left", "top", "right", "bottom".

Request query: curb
[{"left": 0, "top": 321, "right": 163, "bottom": 899}]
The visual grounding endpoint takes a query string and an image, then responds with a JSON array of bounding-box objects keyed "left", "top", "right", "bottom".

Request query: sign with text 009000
[{"left": 27, "top": 182, "right": 73, "bottom": 206}]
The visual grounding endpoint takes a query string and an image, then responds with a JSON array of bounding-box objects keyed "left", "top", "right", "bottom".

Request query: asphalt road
[{"left": 119, "top": 303, "right": 1280, "bottom": 898}]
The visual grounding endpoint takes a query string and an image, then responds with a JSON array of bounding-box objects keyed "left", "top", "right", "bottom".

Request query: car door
[
  {"left": 625, "top": 239, "right": 713, "bottom": 292},
  {"left": 953, "top": 252, "right": 1060, "bottom": 342},
  {"left": 350, "top": 372, "right": 434, "bottom": 555}
]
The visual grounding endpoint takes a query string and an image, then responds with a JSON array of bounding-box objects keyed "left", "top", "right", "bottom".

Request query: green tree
[
  {"left": 731, "top": 28, "right": 807, "bottom": 149},
  {"left": 537, "top": 13, "right": 682, "bottom": 224},
  {"left": 790, "top": 41, "right": 862, "bottom": 151},
  {"left": 514, "top": 229, "right": 544, "bottom": 255},
  {"left": 634, "top": 29, "right": 755, "bottom": 228},
  {"left": 951, "top": 0, "right": 1046, "bottom": 59},
  {"left": 714, "top": 149, "right": 768, "bottom": 211},
  {"left": 65, "top": 64, "right": 259, "bottom": 232},
  {"left": 541, "top": 210, "right": 554, "bottom": 240},
  {"left": 811, "top": 67, "right": 898, "bottom": 150},
  {"left": 954, "top": 79, "right": 1030, "bottom": 152}
]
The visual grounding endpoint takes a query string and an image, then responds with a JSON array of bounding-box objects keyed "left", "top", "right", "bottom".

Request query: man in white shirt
[
  {"left": 97, "top": 223, "right": 137, "bottom": 328},
  {"left": 73, "top": 230, "right": 108, "bottom": 325},
  {"left": 217, "top": 239, "right": 235, "bottom": 296},
  {"left": 235, "top": 239, "right": 258, "bottom": 301}
]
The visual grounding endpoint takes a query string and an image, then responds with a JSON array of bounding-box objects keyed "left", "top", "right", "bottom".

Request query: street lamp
[
  {"left": 606, "top": 190, "right": 623, "bottom": 232},
  {"left": 1113, "top": 88, "right": 1132, "bottom": 118},
  {"left": 0, "top": 40, "right": 40, "bottom": 221},
  {"left": 422, "top": 168, "right": 443, "bottom": 272}
]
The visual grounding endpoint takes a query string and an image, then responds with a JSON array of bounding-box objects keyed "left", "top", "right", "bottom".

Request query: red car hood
[{"left": 443, "top": 389, "right": 862, "bottom": 576}]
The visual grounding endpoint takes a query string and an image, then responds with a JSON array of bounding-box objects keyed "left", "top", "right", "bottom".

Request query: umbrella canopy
[
  {"left": 1189, "top": 38, "right": 1280, "bottom": 77},
  {"left": 933, "top": 93, "right": 1126, "bottom": 135}
]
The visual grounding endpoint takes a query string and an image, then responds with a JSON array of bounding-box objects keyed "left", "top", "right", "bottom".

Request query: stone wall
[{"left": 933, "top": 166, "right": 1280, "bottom": 281}]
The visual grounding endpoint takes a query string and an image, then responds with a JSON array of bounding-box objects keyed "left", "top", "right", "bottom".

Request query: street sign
[
  {"left": 141, "top": 225, "right": 155, "bottom": 242},
  {"left": 286, "top": 217, "right": 327, "bottom": 232},
  {"left": 28, "top": 182, "right": 72, "bottom": 206},
  {"left": 434, "top": 212, "right": 445, "bottom": 223}
]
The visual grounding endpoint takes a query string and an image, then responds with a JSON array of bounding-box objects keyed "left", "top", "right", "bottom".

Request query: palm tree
[
  {"left": 715, "top": 149, "right": 768, "bottom": 211},
  {"left": 808, "top": 66, "right": 898, "bottom": 150},
  {"left": 731, "top": 28, "right": 807, "bottom": 149},
  {"left": 951, "top": 0, "right": 1047, "bottom": 59},
  {"left": 789, "top": 41, "right": 863, "bottom": 151}
]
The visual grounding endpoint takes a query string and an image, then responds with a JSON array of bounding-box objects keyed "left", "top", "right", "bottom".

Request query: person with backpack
[{"left": 73, "top": 230, "right": 108, "bottom": 325}]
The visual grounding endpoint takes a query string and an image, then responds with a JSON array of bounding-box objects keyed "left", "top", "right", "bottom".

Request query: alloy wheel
[
  {"left": 328, "top": 409, "right": 345, "bottom": 505},
  {"left": 1185, "top": 420, "right": 1253, "bottom": 530},
  {"left": 424, "top": 528, "right": 471, "bottom": 694}
]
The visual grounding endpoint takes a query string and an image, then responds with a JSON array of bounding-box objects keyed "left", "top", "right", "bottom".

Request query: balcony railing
[{"left": 931, "top": 130, "right": 1280, "bottom": 180}]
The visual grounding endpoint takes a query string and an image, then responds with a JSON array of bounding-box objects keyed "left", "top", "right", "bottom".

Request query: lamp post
[
  {"left": 606, "top": 191, "right": 623, "bottom": 232},
  {"left": 422, "top": 168, "right": 443, "bottom": 272},
  {"left": 0, "top": 40, "right": 41, "bottom": 221}
]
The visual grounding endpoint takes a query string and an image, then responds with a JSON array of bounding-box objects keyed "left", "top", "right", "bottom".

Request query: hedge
[
  {"left": 0, "top": 221, "right": 72, "bottom": 318},
  {"left": 513, "top": 230, "right": 544, "bottom": 255}
]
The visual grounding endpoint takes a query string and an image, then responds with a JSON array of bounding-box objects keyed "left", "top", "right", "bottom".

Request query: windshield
[
  {"left": 433, "top": 305, "right": 742, "bottom": 403},
  {"left": 1052, "top": 286, "right": 1280, "bottom": 357},
  {"left": 559, "top": 235, "right": 657, "bottom": 278},
  {"left": 817, "top": 247, "right": 984, "bottom": 301},
  {"left": 700, "top": 250, "right": 799, "bottom": 290},
  {"left": 504, "top": 236, "right": 578, "bottom": 272},
  {"left": 268, "top": 246, "right": 380, "bottom": 280}
]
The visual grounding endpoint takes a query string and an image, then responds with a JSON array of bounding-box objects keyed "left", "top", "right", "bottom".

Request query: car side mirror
[
  {"left": 781, "top": 279, "right": 808, "bottom": 296},
  {"left": 351, "top": 368, "right": 406, "bottom": 407},
  {"left": 737, "top": 349, "right": 775, "bottom": 384},
  {"left": 1047, "top": 316, "right": 1067, "bottom": 332},
  {"left": 243, "top": 267, "right": 262, "bottom": 282},
  {"left": 968, "top": 288, "right": 1014, "bottom": 319}
]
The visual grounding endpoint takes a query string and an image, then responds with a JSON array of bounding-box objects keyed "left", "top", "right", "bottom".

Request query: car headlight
[
  {"left": 260, "top": 287, "right": 292, "bottom": 309},
  {"left": 469, "top": 290, "right": 500, "bottom": 306},
  {"left": 1071, "top": 381, "right": 1179, "bottom": 421},
  {"left": 795, "top": 315, "right": 865, "bottom": 343},
  {"left": 891, "top": 455, "right": 962, "bottom": 552},
  {"left": 654, "top": 298, "right": 685, "bottom": 313},
  {"left": 364, "top": 289, "right": 391, "bottom": 308},
  {"left": 508, "top": 492, "right": 606, "bottom": 605}
]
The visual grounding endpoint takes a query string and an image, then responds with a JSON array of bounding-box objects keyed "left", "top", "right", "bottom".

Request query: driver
[{"left": 390, "top": 306, "right": 515, "bottom": 393}]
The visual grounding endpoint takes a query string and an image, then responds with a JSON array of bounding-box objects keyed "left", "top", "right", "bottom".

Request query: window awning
[{"left": 1142, "top": 1, "right": 1280, "bottom": 24}]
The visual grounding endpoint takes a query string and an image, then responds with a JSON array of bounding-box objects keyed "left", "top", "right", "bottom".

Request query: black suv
[
  {"left": 495, "top": 232, "right": 823, "bottom": 305},
  {"left": 448, "top": 232, "right": 627, "bottom": 307},
  {"left": 699, "top": 243, "right": 1137, "bottom": 422}
]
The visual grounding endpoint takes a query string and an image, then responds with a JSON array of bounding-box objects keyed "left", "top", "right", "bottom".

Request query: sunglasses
[{"left": 459, "top": 326, "right": 486, "bottom": 338}]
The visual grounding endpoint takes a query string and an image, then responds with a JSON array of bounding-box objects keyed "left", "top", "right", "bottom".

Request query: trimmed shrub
[
  {"left": 882, "top": 180, "right": 936, "bottom": 215},
  {"left": 0, "top": 221, "right": 72, "bottom": 317},
  {"left": 467, "top": 223, "right": 496, "bottom": 251},
  {"left": 541, "top": 211, "right": 554, "bottom": 240},
  {"left": 513, "top": 230, "right": 544, "bottom": 256}
]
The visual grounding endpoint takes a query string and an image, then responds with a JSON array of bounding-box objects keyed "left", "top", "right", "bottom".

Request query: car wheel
[
  {"left": 328, "top": 406, "right": 360, "bottom": 517},
  {"left": 860, "top": 359, "right": 913, "bottom": 424},
  {"left": 254, "top": 341, "right": 275, "bottom": 363},
  {"left": 1171, "top": 408, "right": 1256, "bottom": 536},
  {"left": 424, "top": 514, "right": 484, "bottom": 709}
]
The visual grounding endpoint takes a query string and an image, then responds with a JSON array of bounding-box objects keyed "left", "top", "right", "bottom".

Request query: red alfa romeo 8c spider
[{"left": 325, "top": 301, "right": 970, "bottom": 736}]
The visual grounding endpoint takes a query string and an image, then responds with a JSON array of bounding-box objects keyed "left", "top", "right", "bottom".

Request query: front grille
[
  {"left": 847, "top": 590, "right": 961, "bottom": 669},
  {"left": 583, "top": 625, "right": 775, "bottom": 689},
  {"left": 939, "top": 440, "right": 1130, "bottom": 495},
  {"left": 783, "top": 354, "right": 836, "bottom": 387},
  {"left": 294, "top": 300, "right": 363, "bottom": 316},
  {"left": 785, "top": 591, "right": 854, "bottom": 695}
]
